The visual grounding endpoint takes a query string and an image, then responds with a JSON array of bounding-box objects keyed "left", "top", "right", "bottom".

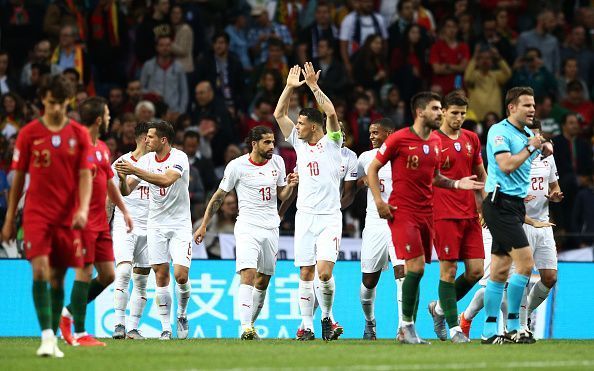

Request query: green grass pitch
[{"left": 3, "top": 338, "right": 594, "bottom": 370}]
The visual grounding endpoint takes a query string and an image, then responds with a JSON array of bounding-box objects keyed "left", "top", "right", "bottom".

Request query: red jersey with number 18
[
  {"left": 11, "top": 119, "right": 92, "bottom": 226},
  {"left": 86, "top": 139, "right": 114, "bottom": 232},
  {"left": 375, "top": 127, "right": 442, "bottom": 214}
]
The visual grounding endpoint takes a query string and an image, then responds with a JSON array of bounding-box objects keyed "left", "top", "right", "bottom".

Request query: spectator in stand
[
  {"left": 140, "top": 35, "right": 188, "bottom": 118},
  {"left": 103, "top": 134, "right": 121, "bottom": 164},
  {"left": 429, "top": 17, "right": 470, "bottom": 94},
  {"left": 352, "top": 34, "right": 388, "bottom": 95},
  {"left": 170, "top": 5, "right": 194, "bottom": 77},
  {"left": 560, "top": 25, "right": 593, "bottom": 88},
  {"left": 20, "top": 63, "right": 50, "bottom": 103},
  {"left": 573, "top": 175, "right": 594, "bottom": 249},
  {"left": 299, "top": 2, "right": 338, "bottom": 60},
  {"left": 181, "top": 131, "right": 206, "bottom": 220},
  {"left": 0, "top": 51, "right": 18, "bottom": 96},
  {"left": 313, "top": 38, "right": 347, "bottom": 100},
  {"left": 194, "top": 32, "right": 244, "bottom": 117},
  {"left": 224, "top": 12, "right": 252, "bottom": 72},
  {"left": 509, "top": 48, "right": 557, "bottom": 100},
  {"left": 0, "top": 158, "right": 8, "bottom": 226},
  {"left": 348, "top": 93, "right": 383, "bottom": 154},
  {"left": 108, "top": 86, "right": 125, "bottom": 120},
  {"left": 118, "top": 112, "right": 139, "bottom": 154},
  {"left": 536, "top": 95, "right": 568, "bottom": 139},
  {"left": 20, "top": 40, "right": 61, "bottom": 87},
  {"left": 494, "top": 8, "right": 518, "bottom": 45},
  {"left": 390, "top": 24, "right": 429, "bottom": 104},
  {"left": 458, "top": 12, "right": 477, "bottom": 49},
  {"left": 464, "top": 46, "right": 511, "bottom": 120},
  {"left": 1, "top": 93, "right": 25, "bottom": 138},
  {"left": 135, "top": 100, "right": 156, "bottom": 123},
  {"left": 50, "top": 24, "right": 90, "bottom": 86},
  {"left": 476, "top": 15, "right": 515, "bottom": 66},
  {"left": 183, "top": 130, "right": 217, "bottom": 194},
  {"left": 339, "top": 0, "right": 388, "bottom": 79},
  {"left": 194, "top": 191, "right": 238, "bottom": 259},
  {"left": 270, "top": 0, "right": 304, "bottom": 40},
  {"left": 249, "top": 69, "right": 283, "bottom": 113},
  {"left": 516, "top": 9, "right": 560, "bottom": 74},
  {"left": 243, "top": 97, "right": 274, "bottom": 138},
  {"left": 411, "top": 0, "right": 436, "bottom": 35},
  {"left": 561, "top": 81, "right": 594, "bottom": 133},
  {"left": 558, "top": 58, "right": 590, "bottom": 101},
  {"left": 214, "top": 144, "right": 242, "bottom": 181},
  {"left": 248, "top": 4, "right": 293, "bottom": 65},
  {"left": 122, "top": 79, "right": 142, "bottom": 114},
  {"left": 134, "top": 0, "right": 171, "bottom": 65},
  {"left": 380, "top": 85, "right": 407, "bottom": 129},
  {"left": 388, "top": 0, "right": 415, "bottom": 51},
  {"left": 42, "top": 0, "right": 87, "bottom": 44}
]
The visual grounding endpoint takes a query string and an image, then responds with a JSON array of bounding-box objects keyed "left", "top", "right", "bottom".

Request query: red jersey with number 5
[
  {"left": 433, "top": 129, "right": 482, "bottom": 220},
  {"left": 11, "top": 119, "right": 92, "bottom": 226},
  {"left": 87, "top": 139, "right": 114, "bottom": 232},
  {"left": 375, "top": 127, "right": 442, "bottom": 214}
]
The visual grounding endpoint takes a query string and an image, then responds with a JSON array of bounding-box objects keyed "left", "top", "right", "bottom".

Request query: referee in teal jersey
[{"left": 480, "top": 87, "right": 553, "bottom": 344}]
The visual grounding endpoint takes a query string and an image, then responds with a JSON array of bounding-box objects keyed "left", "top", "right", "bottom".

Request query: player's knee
[
  {"left": 175, "top": 272, "right": 188, "bottom": 284},
  {"left": 467, "top": 267, "right": 484, "bottom": 282},
  {"left": 541, "top": 273, "right": 557, "bottom": 288},
  {"left": 441, "top": 264, "right": 457, "bottom": 281},
  {"left": 318, "top": 272, "right": 332, "bottom": 282}
]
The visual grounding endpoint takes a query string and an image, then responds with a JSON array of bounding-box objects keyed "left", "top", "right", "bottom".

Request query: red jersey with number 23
[
  {"left": 87, "top": 139, "right": 114, "bottom": 232},
  {"left": 433, "top": 129, "right": 482, "bottom": 220},
  {"left": 375, "top": 127, "right": 442, "bottom": 214},
  {"left": 11, "top": 119, "right": 92, "bottom": 226}
]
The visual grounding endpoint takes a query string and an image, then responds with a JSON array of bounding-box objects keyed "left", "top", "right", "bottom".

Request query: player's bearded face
[
  {"left": 256, "top": 134, "right": 275, "bottom": 159},
  {"left": 424, "top": 102, "right": 443, "bottom": 129},
  {"left": 99, "top": 105, "right": 111, "bottom": 135}
]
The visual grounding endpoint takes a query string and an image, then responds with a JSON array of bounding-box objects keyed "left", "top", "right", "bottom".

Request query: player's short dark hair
[
  {"left": 411, "top": 91, "right": 441, "bottom": 117},
  {"left": 442, "top": 90, "right": 468, "bottom": 109},
  {"left": 245, "top": 125, "right": 274, "bottom": 152},
  {"left": 79, "top": 96, "right": 107, "bottom": 126},
  {"left": 183, "top": 130, "right": 200, "bottom": 142},
  {"left": 505, "top": 87, "right": 534, "bottom": 107},
  {"left": 531, "top": 119, "right": 542, "bottom": 131},
  {"left": 38, "top": 74, "right": 75, "bottom": 102},
  {"left": 372, "top": 117, "right": 396, "bottom": 130},
  {"left": 135, "top": 121, "right": 149, "bottom": 138},
  {"left": 525, "top": 47, "right": 542, "bottom": 58},
  {"left": 148, "top": 120, "right": 175, "bottom": 144},
  {"left": 62, "top": 67, "right": 80, "bottom": 81},
  {"left": 299, "top": 107, "right": 324, "bottom": 126}
]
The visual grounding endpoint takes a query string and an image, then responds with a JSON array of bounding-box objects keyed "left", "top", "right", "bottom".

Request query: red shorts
[
  {"left": 82, "top": 229, "right": 114, "bottom": 264},
  {"left": 434, "top": 218, "right": 485, "bottom": 260},
  {"left": 23, "top": 223, "right": 84, "bottom": 268},
  {"left": 389, "top": 211, "right": 434, "bottom": 263}
]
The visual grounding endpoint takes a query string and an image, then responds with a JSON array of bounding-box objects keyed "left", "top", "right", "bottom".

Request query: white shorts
[
  {"left": 361, "top": 223, "right": 404, "bottom": 273},
  {"left": 147, "top": 228, "right": 192, "bottom": 268},
  {"left": 234, "top": 222, "right": 279, "bottom": 276},
  {"left": 479, "top": 227, "right": 493, "bottom": 286},
  {"left": 113, "top": 225, "right": 150, "bottom": 268},
  {"left": 294, "top": 210, "right": 342, "bottom": 267},
  {"left": 523, "top": 224, "right": 558, "bottom": 270}
]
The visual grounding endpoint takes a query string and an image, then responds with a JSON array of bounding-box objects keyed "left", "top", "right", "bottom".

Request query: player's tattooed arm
[
  {"left": 302, "top": 61, "right": 340, "bottom": 133},
  {"left": 195, "top": 188, "right": 229, "bottom": 243},
  {"left": 433, "top": 170, "right": 485, "bottom": 190}
]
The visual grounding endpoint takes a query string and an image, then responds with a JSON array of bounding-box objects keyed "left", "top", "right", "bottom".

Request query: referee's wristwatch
[{"left": 525, "top": 144, "right": 536, "bottom": 154}]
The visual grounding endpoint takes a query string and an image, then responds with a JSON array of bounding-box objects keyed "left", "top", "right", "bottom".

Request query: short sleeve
[
  {"left": 344, "top": 152, "right": 358, "bottom": 181},
  {"left": 170, "top": 151, "right": 189, "bottom": 176},
  {"left": 11, "top": 130, "right": 30, "bottom": 172},
  {"left": 357, "top": 153, "right": 367, "bottom": 178},
  {"left": 489, "top": 126, "right": 511, "bottom": 155},
  {"left": 339, "top": 14, "right": 354, "bottom": 41},
  {"left": 276, "top": 157, "right": 287, "bottom": 187},
  {"left": 219, "top": 160, "right": 238, "bottom": 192},
  {"left": 376, "top": 132, "right": 399, "bottom": 165},
  {"left": 549, "top": 157, "right": 559, "bottom": 183}
]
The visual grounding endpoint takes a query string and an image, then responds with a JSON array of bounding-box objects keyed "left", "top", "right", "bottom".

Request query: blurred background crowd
[{"left": 0, "top": 0, "right": 593, "bottom": 258}]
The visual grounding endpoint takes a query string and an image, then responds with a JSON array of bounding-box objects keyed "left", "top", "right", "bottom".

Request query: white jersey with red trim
[
  {"left": 112, "top": 152, "right": 150, "bottom": 234},
  {"left": 525, "top": 155, "right": 558, "bottom": 222}
]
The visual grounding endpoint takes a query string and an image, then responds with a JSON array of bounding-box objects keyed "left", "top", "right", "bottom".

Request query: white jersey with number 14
[{"left": 112, "top": 152, "right": 150, "bottom": 234}]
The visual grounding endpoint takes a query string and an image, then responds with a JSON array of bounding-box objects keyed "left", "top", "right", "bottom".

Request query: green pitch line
[{"left": 2, "top": 339, "right": 594, "bottom": 371}]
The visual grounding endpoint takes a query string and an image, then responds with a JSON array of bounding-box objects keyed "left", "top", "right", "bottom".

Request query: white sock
[
  {"left": 128, "top": 273, "right": 148, "bottom": 330},
  {"left": 313, "top": 276, "right": 320, "bottom": 316},
  {"left": 238, "top": 284, "right": 254, "bottom": 331},
  {"left": 527, "top": 280, "right": 551, "bottom": 315},
  {"left": 360, "top": 283, "right": 376, "bottom": 321},
  {"left": 41, "top": 329, "right": 55, "bottom": 341},
  {"left": 156, "top": 285, "right": 172, "bottom": 332},
  {"left": 298, "top": 280, "right": 315, "bottom": 330},
  {"left": 251, "top": 288, "right": 266, "bottom": 324},
  {"left": 449, "top": 325, "right": 462, "bottom": 338},
  {"left": 519, "top": 284, "right": 530, "bottom": 329},
  {"left": 113, "top": 264, "right": 132, "bottom": 326},
  {"left": 61, "top": 306, "right": 72, "bottom": 320},
  {"left": 176, "top": 281, "right": 191, "bottom": 317},
  {"left": 396, "top": 277, "right": 404, "bottom": 328},
  {"left": 319, "top": 277, "right": 335, "bottom": 319},
  {"left": 435, "top": 300, "right": 444, "bottom": 316},
  {"left": 464, "top": 287, "right": 485, "bottom": 321}
]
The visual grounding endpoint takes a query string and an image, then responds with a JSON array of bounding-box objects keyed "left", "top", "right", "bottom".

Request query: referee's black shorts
[{"left": 482, "top": 192, "right": 530, "bottom": 255}]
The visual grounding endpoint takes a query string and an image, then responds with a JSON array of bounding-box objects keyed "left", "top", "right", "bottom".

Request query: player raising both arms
[
  {"left": 194, "top": 126, "right": 298, "bottom": 340},
  {"left": 60, "top": 97, "right": 133, "bottom": 347},
  {"left": 357, "top": 118, "right": 405, "bottom": 340},
  {"left": 427, "top": 91, "right": 487, "bottom": 343},
  {"left": 367, "top": 92, "right": 484, "bottom": 344},
  {"left": 1, "top": 75, "right": 92, "bottom": 357},
  {"left": 112, "top": 122, "right": 152, "bottom": 340},
  {"left": 274, "top": 63, "right": 343, "bottom": 341},
  {"left": 116, "top": 120, "right": 193, "bottom": 340}
]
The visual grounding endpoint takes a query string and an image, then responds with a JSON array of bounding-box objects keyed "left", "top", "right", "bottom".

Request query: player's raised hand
[
  {"left": 115, "top": 159, "right": 136, "bottom": 176},
  {"left": 286, "top": 65, "right": 305, "bottom": 88},
  {"left": 1, "top": 219, "right": 16, "bottom": 242},
  {"left": 376, "top": 201, "right": 396, "bottom": 220},
  {"left": 72, "top": 208, "right": 88, "bottom": 230},
  {"left": 302, "top": 61, "right": 320, "bottom": 88},
  {"left": 457, "top": 175, "right": 484, "bottom": 190},
  {"left": 123, "top": 211, "right": 134, "bottom": 233},
  {"left": 532, "top": 220, "right": 556, "bottom": 228},
  {"left": 545, "top": 190, "right": 564, "bottom": 203},
  {"left": 286, "top": 172, "right": 299, "bottom": 188},
  {"left": 194, "top": 224, "right": 207, "bottom": 244}
]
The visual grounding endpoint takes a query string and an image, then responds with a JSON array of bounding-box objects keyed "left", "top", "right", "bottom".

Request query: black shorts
[{"left": 482, "top": 192, "right": 529, "bottom": 255}]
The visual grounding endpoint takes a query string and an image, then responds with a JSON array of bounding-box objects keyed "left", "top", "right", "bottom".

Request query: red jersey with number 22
[
  {"left": 11, "top": 119, "right": 92, "bottom": 226},
  {"left": 375, "top": 127, "right": 442, "bottom": 214},
  {"left": 87, "top": 139, "right": 114, "bottom": 232}
]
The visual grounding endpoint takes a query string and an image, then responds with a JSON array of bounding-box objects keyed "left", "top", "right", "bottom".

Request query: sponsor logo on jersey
[
  {"left": 454, "top": 142, "right": 461, "bottom": 152},
  {"left": 423, "top": 144, "right": 429, "bottom": 154},
  {"left": 51, "top": 135, "right": 61, "bottom": 148},
  {"left": 494, "top": 135, "right": 504, "bottom": 146},
  {"left": 33, "top": 138, "right": 45, "bottom": 145}
]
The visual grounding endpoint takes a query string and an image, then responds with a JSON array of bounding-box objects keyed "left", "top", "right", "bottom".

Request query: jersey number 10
[{"left": 307, "top": 161, "right": 320, "bottom": 176}]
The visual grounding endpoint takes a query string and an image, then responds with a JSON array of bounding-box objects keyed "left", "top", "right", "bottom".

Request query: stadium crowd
[{"left": 0, "top": 0, "right": 593, "bottom": 258}]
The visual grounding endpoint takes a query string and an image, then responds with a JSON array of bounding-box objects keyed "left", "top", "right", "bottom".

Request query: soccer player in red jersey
[
  {"left": 367, "top": 91, "right": 484, "bottom": 344},
  {"left": 60, "top": 97, "right": 133, "bottom": 347},
  {"left": 427, "top": 91, "right": 487, "bottom": 343},
  {"left": 1, "top": 75, "right": 92, "bottom": 357}
]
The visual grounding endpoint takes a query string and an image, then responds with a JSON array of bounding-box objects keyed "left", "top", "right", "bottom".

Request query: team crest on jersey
[
  {"left": 423, "top": 144, "right": 429, "bottom": 154},
  {"left": 68, "top": 138, "right": 77, "bottom": 154},
  {"left": 51, "top": 135, "right": 61, "bottom": 148},
  {"left": 454, "top": 142, "right": 461, "bottom": 152},
  {"left": 96, "top": 150, "right": 102, "bottom": 162},
  {"left": 466, "top": 142, "right": 473, "bottom": 154}
]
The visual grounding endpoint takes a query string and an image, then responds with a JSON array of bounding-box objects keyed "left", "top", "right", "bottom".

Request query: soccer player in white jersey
[
  {"left": 274, "top": 63, "right": 343, "bottom": 341},
  {"left": 357, "top": 118, "right": 405, "bottom": 340},
  {"left": 194, "top": 126, "right": 298, "bottom": 340},
  {"left": 519, "top": 120, "right": 563, "bottom": 340},
  {"left": 339, "top": 124, "right": 358, "bottom": 209},
  {"left": 115, "top": 120, "right": 193, "bottom": 340},
  {"left": 111, "top": 122, "right": 151, "bottom": 340}
]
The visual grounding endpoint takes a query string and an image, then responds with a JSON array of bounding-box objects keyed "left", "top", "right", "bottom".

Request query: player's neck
[
  {"left": 41, "top": 114, "right": 68, "bottom": 132},
  {"left": 307, "top": 131, "right": 324, "bottom": 145},
  {"left": 155, "top": 145, "right": 171, "bottom": 161},
  {"left": 132, "top": 146, "right": 145, "bottom": 159},
  {"left": 507, "top": 116, "right": 525, "bottom": 130},
  {"left": 411, "top": 121, "right": 432, "bottom": 140},
  {"left": 439, "top": 124, "right": 460, "bottom": 139},
  {"left": 88, "top": 125, "right": 99, "bottom": 145},
  {"left": 249, "top": 151, "right": 267, "bottom": 165}
]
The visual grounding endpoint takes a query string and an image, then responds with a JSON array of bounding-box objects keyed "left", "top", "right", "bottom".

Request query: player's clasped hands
[
  {"left": 545, "top": 190, "right": 564, "bottom": 202},
  {"left": 115, "top": 159, "right": 135, "bottom": 176},
  {"left": 376, "top": 201, "right": 397, "bottom": 220},
  {"left": 457, "top": 175, "right": 485, "bottom": 190}
]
